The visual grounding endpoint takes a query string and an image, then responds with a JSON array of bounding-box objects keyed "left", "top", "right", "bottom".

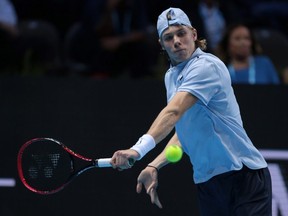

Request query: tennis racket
[{"left": 17, "top": 137, "right": 134, "bottom": 195}]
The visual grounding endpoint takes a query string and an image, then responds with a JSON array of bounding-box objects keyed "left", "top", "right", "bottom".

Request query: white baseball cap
[{"left": 157, "top": 7, "right": 192, "bottom": 38}]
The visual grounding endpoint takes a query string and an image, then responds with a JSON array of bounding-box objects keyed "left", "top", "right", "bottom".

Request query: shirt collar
[{"left": 170, "top": 47, "right": 203, "bottom": 69}]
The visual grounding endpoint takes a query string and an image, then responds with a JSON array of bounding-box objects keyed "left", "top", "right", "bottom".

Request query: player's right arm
[{"left": 111, "top": 91, "right": 196, "bottom": 169}]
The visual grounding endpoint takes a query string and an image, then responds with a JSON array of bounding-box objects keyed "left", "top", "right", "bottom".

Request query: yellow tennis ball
[{"left": 165, "top": 145, "right": 183, "bottom": 163}]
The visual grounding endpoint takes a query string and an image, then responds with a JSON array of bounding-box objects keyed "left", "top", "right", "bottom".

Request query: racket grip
[
  {"left": 96, "top": 158, "right": 112, "bottom": 167},
  {"left": 95, "top": 158, "right": 135, "bottom": 168}
]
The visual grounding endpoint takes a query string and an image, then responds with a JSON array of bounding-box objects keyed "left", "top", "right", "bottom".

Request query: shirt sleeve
[{"left": 177, "top": 58, "right": 221, "bottom": 105}]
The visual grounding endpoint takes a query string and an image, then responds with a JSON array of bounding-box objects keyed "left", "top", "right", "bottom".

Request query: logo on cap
[
  {"left": 157, "top": 7, "right": 192, "bottom": 37},
  {"left": 166, "top": 9, "right": 176, "bottom": 21}
]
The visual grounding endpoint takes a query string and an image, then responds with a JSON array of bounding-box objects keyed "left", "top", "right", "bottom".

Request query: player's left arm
[
  {"left": 146, "top": 132, "right": 181, "bottom": 170},
  {"left": 136, "top": 132, "right": 181, "bottom": 209}
]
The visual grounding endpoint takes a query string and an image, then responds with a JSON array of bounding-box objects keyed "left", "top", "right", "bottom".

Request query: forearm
[
  {"left": 147, "top": 106, "right": 180, "bottom": 144},
  {"left": 130, "top": 92, "right": 196, "bottom": 160}
]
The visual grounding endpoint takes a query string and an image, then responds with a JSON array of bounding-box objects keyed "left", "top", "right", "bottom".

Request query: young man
[{"left": 110, "top": 8, "right": 272, "bottom": 215}]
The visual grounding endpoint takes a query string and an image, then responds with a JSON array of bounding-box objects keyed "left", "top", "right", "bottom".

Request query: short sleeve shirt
[{"left": 165, "top": 48, "right": 267, "bottom": 184}]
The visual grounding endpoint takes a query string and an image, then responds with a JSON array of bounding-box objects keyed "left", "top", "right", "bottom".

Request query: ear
[
  {"left": 158, "top": 39, "right": 165, "bottom": 50},
  {"left": 192, "top": 28, "right": 198, "bottom": 41}
]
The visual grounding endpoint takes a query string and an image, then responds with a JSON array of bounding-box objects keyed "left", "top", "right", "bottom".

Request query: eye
[
  {"left": 163, "top": 35, "right": 173, "bottom": 42},
  {"left": 177, "top": 30, "right": 186, "bottom": 37}
]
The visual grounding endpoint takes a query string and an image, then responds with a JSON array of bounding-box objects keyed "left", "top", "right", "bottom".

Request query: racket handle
[
  {"left": 95, "top": 158, "right": 135, "bottom": 168},
  {"left": 96, "top": 158, "right": 112, "bottom": 167}
]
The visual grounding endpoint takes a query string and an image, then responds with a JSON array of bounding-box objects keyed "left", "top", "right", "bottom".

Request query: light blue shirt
[{"left": 165, "top": 48, "right": 267, "bottom": 184}]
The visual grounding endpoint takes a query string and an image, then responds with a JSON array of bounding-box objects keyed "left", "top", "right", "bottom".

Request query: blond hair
[{"left": 190, "top": 27, "right": 207, "bottom": 51}]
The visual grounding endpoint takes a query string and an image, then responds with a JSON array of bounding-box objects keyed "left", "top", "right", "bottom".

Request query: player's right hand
[{"left": 110, "top": 149, "right": 139, "bottom": 170}]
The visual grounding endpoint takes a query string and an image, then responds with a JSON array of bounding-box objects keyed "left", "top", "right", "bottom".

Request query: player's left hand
[{"left": 136, "top": 166, "right": 163, "bottom": 208}]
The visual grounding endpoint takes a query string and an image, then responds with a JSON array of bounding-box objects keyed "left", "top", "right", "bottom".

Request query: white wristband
[{"left": 130, "top": 134, "right": 156, "bottom": 160}]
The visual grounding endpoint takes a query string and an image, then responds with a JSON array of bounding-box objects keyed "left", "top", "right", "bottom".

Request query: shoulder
[
  {"left": 183, "top": 52, "right": 227, "bottom": 84},
  {"left": 194, "top": 51, "right": 228, "bottom": 77},
  {"left": 199, "top": 50, "right": 226, "bottom": 68},
  {"left": 187, "top": 50, "right": 225, "bottom": 70}
]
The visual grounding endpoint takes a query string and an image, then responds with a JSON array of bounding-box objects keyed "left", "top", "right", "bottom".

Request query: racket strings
[
  {"left": 28, "top": 153, "right": 62, "bottom": 179},
  {"left": 18, "top": 138, "right": 98, "bottom": 194},
  {"left": 21, "top": 141, "right": 74, "bottom": 191}
]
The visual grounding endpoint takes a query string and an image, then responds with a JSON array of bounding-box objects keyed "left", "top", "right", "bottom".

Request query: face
[
  {"left": 228, "top": 26, "right": 252, "bottom": 59},
  {"left": 160, "top": 25, "right": 197, "bottom": 65}
]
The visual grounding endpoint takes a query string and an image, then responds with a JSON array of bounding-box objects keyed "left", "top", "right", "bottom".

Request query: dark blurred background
[
  {"left": 1, "top": 0, "right": 288, "bottom": 81},
  {"left": 1, "top": 0, "right": 288, "bottom": 216}
]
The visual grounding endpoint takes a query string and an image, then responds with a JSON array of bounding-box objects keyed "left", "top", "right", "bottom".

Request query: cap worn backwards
[{"left": 157, "top": 7, "right": 192, "bottom": 38}]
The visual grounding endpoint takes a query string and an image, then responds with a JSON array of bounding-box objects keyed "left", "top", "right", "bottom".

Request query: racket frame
[{"left": 17, "top": 137, "right": 111, "bottom": 195}]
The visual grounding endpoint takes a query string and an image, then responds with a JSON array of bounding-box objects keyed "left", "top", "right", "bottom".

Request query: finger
[
  {"left": 146, "top": 182, "right": 156, "bottom": 194},
  {"left": 150, "top": 188, "right": 163, "bottom": 209},
  {"left": 110, "top": 152, "right": 120, "bottom": 168},
  {"left": 127, "top": 158, "right": 134, "bottom": 168},
  {"left": 111, "top": 151, "right": 126, "bottom": 168},
  {"left": 136, "top": 182, "right": 143, "bottom": 194},
  {"left": 154, "top": 197, "right": 163, "bottom": 209},
  {"left": 110, "top": 157, "right": 117, "bottom": 169},
  {"left": 117, "top": 161, "right": 130, "bottom": 170}
]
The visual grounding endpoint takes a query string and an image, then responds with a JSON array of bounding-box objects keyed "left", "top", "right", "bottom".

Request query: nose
[{"left": 174, "top": 35, "right": 181, "bottom": 48}]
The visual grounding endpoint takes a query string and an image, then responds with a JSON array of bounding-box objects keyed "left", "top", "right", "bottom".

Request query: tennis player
[{"left": 111, "top": 7, "right": 272, "bottom": 215}]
